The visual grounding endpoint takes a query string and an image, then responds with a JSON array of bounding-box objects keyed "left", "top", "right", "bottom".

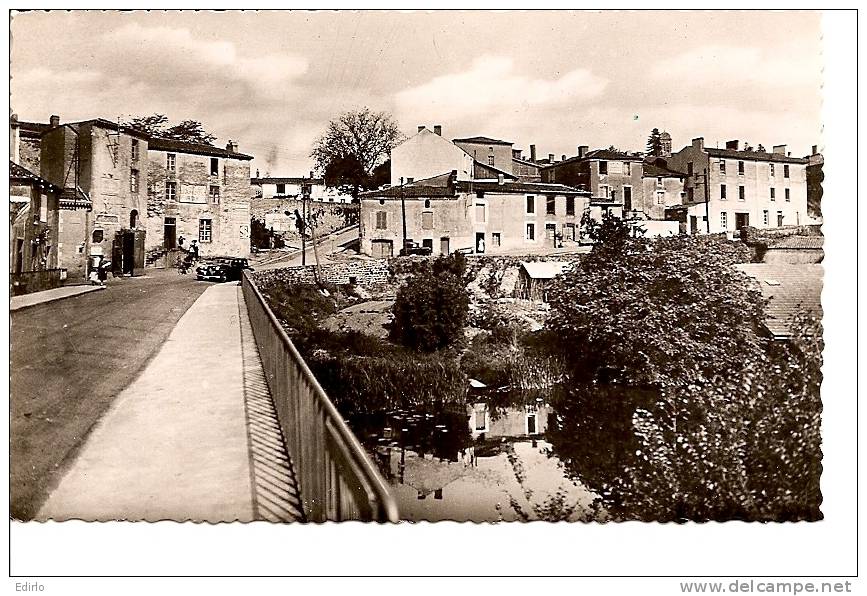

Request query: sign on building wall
[{"left": 179, "top": 184, "right": 208, "bottom": 204}]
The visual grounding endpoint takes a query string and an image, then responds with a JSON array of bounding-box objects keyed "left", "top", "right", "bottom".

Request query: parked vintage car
[
  {"left": 398, "top": 241, "right": 433, "bottom": 256},
  {"left": 196, "top": 257, "right": 254, "bottom": 282}
]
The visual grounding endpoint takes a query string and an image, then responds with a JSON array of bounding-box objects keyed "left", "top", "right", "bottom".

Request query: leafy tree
[
  {"left": 646, "top": 127, "right": 662, "bottom": 157},
  {"left": 311, "top": 108, "right": 403, "bottom": 199},
  {"left": 124, "top": 114, "right": 217, "bottom": 145},
  {"left": 391, "top": 253, "right": 469, "bottom": 352},
  {"left": 544, "top": 220, "right": 822, "bottom": 521},
  {"left": 164, "top": 119, "right": 217, "bottom": 145}
]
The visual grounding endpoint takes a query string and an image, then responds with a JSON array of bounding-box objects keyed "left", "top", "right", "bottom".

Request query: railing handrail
[{"left": 242, "top": 270, "right": 399, "bottom": 522}]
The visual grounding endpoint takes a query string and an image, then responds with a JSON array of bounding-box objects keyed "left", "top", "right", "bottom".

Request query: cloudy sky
[{"left": 11, "top": 10, "right": 822, "bottom": 175}]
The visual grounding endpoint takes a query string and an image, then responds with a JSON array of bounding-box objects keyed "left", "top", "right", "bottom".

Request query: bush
[{"left": 391, "top": 253, "right": 470, "bottom": 352}]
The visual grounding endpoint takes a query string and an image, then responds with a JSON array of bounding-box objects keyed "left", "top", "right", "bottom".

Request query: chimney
[
  {"left": 548, "top": 153, "right": 555, "bottom": 162},
  {"left": 433, "top": 125, "right": 442, "bottom": 136},
  {"left": 772, "top": 144, "right": 787, "bottom": 155},
  {"left": 530, "top": 144, "right": 537, "bottom": 162},
  {"left": 578, "top": 145, "right": 589, "bottom": 158},
  {"left": 49, "top": 114, "right": 60, "bottom": 127},
  {"left": 497, "top": 173, "right": 504, "bottom": 185},
  {"left": 418, "top": 125, "right": 426, "bottom": 133},
  {"left": 10, "top": 113, "right": 19, "bottom": 164},
  {"left": 561, "top": 154, "right": 567, "bottom": 162},
  {"left": 692, "top": 137, "right": 705, "bottom": 150},
  {"left": 725, "top": 140, "right": 739, "bottom": 150},
  {"left": 226, "top": 140, "right": 238, "bottom": 153},
  {"left": 812, "top": 145, "right": 818, "bottom": 155}
]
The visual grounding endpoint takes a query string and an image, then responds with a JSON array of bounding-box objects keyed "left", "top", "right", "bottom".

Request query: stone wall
[
  {"left": 252, "top": 258, "right": 390, "bottom": 287},
  {"left": 252, "top": 197, "right": 357, "bottom": 239}
]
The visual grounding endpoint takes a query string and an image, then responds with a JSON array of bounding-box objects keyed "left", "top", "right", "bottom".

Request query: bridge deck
[{"left": 37, "top": 284, "right": 302, "bottom": 522}]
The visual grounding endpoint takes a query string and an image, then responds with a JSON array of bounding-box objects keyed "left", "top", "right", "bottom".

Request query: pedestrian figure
[
  {"left": 189, "top": 239, "right": 199, "bottom": 260},
  {"left": 97, "top": 260, "right": 111, "bottom": 286},
  {"left": 178, "top": 235, "right": 185, "bottom": 249}
]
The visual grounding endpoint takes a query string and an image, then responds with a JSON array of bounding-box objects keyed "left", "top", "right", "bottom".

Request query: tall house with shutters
[
  {"left": 146, "top": 138, "right": 253, "bottom": 258},
  {"left": 667, "top": 138, "right": 810, "bottom": 234}
]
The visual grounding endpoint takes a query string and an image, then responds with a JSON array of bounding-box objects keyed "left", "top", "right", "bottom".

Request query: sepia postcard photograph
[{"left": 5, "top": 4, "right": 859, "bottom": 586}]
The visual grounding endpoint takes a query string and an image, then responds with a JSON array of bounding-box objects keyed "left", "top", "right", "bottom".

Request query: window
[
  {"left": 209, "top": 185, "right": 220, "bottom": 204},
  {"left": 210, "top": 158, "right": 219, "bottom": 176},
  {"left": 738, "top": 161, "right": 745, "bottom": 175},
  {"left": 598, "top": 161, "right": 608, "bottom": 175},
  {"left": 738, "top": 185, "right": 745, "bottom": 201},
  {"left": 565, "top": 222, "right": 576, "bottom": 241},
  {"left": 165, "top": 181, "right": 176, "bottom": 201},
  {"left": 474, "top": 204, "right": 486, "bottom": 223},
  {"left": 783, "top": 164, "right": 790, "bottom": 178},
  {"left": 720, "top": 212, "right": 728, "bottom": 230},
  {"left": 131, "top": 139, "right": 139, "bottom": 161},
  {"left": 763, "top": 210, "right": 769, "bottom": 226},
  {"left": 526, "top": 196, "right": 535, "bottom": 214},
  {"left": 422, "top": 211, "right": 434, "bottom": 230},
  {"left": 424, "top": 199, "right": 431, "bottom": 208},
  {"left": 785, "top": 188, "right": 791, "bottom": 202},
  {"left": 199, "top": 219, "right": 212, "bottom": 242},
  {"left": 720, "top": 184, "right": 727, "bottom": 200},
  {"left": 476, "top": 190, "right": 485, "bottom": 199},
  {"left": 130, "top": 169, "right": 139, "bottom": 193},
  {"left": 656, "top": 177, "right": 664, "bottom": 188},
  {"left": 487, "top": 155, "right": 495, "bottom": 166},
  {"left": 92, "top": 228, "right": 104, "bottom": 243},
  {"left": 546, "top": 196, "right": 556, "bottom": 215},
  {"left": 687, "top": 161, "right": 694, "bottom": 176},
  {"left": 130, "top": 209, "right": 139, "bottom": 228},
  {"left": 719, "top": 160, "right": 726, "bottom": 174},
  {"left": 656, "top": 191, "right": 665, "bottom": 205},
  {"left": 526, "top": 223, "right": 535, "bottom": 241},
  {"left": 566, "top": 196, "right": 575, "bottom": 216},
  {"left": 166, "top": 153, "right": 176, "bottom": 173},
  {"left": 276, "top": 183, "right": 286, "bottom": 195},
  {"left": 375, "top": 211, "right": 387, "bottom": 229},
  {"left": 770, "top": 164, "right": 776, "bottom": 177},
  {"left": 491, "top": 232, "right": 501, "bottom": 247},
  {"left": 623, "top": 162, "right": 631, "bottom": 175},
  {"left": 770, "top": 188, "right": 776, "bottom": 201},
  {"left": 599, "top": 185, "right": 610, "bottom": 198},
  {"left": 39, "top": 194, "right": 48, "bottom": 222}
]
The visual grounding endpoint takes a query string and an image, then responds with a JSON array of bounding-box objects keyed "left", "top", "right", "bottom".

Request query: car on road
[
  {"left": 196, "top": 257, "right": 254, "bottom": 282},
  {"left": 398, "top": 241, "right": 433, "bottom": 256}
]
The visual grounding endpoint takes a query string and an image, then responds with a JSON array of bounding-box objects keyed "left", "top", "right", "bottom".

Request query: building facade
[
  {"left": 453, "top": 135, "right": 514, "bottom": 174},
  {"left": 251, "top": 176, "right": 351, "bottom": 203},
  {"left": 146, "top": 138, "right": 253, "bottom": 258},
  {"left": 391, "top": 126, "right": 475, "bottom": 186},
  {"left": 638, "top": 159, "right": 687, "bottom": 220},
  {"left": 359, "top": 173, "right": 588, "bottom": 257},
  {"left": 540, "top": 147, "right": 645, "bottom": 212},
  {"left": 10, "top": 161, "right": 62, "bottom": 275},
  {"left": 667, "top": 138, "right": 809, "bottom": 234},
  {"left": 38, "top": 118, "right": 148, "bottom": 279}
]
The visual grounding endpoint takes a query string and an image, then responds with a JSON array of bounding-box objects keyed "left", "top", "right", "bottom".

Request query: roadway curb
[{"left": 10, "top": 285, "right": 106, "bottom": 312}]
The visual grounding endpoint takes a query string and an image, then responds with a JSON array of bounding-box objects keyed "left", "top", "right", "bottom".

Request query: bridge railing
[{"left": 241, "top": 270, "right": 398, "bottom": 522}]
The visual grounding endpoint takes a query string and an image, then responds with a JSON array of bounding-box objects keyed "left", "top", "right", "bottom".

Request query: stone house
[
  {"left": 667, "top": 138, "right": 809, "bottom": 235},
  {"left": 37, "top": 117, "right": 148, "bottom": 280},
  {"left": 251, "top": 175, "right": 352, "bottom": 203},
  {"left": 806, "top": 146, "right": 823, "bottom": 220},
  {"left": 146, "top": 138, "right": 253, "bottom": 258},
  {"left": 539, "top": 147, "right": 645, "bottom": 212},
  {"left": 638, "top": 158, "right": 687, "bottom": 220},
  {"left": 453, "top": 135, "right": 515, "bottom": 174},
  {"left": 9, "top": 161, "right": 66, "bottom": 294},
  {"left": 358, "top": 172, "right": 588, "bottom": 257}
]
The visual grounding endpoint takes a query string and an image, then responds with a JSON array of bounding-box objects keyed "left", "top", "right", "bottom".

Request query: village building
[
  {"left": 514, "top": 260, "right": 571, "bottom": 302},
  {"left": 146, "top": 137, "right": 253, "bottom": 259},
  {"left": 391, "top": 126, "right": 475, "bottom": 186},
  {"left": 638, "top": 157, "right": 687, "bottom": 220},
  {"left": 539, "top": 147, "right": 645, "bottom": 212},
  {"left": 806, "top": 146, "right": 823, "bottom": 221},
  {"left": 511, "top": 148, "right": 542, "bottom": 182},
  {"left": 667, "top": 138, "right": 810, "bottom": 235},
  {"left": 452, "top": 135, "right": 515, "bottom": 174},
  {"left": 251, "top": 175, "right": 352, "bottom": 203},
  {"left": 35, "top": 117, "right": 148, "bottom": 280},
  {"left": 358, "top": 171, "right": 588, "bottom": 257}
]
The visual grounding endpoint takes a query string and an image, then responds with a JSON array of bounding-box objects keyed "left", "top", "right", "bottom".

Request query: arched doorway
[{"left": 129, "top": 209, "right": 139, "bottom": 229}]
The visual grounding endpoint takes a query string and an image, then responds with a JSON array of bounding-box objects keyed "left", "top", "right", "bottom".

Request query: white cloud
[{"left": 393, "top": 55, "right": 608, "bottom": 123}]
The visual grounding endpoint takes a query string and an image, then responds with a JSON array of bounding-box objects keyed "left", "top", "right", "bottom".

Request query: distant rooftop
[
  {"left": 735, "top": 263, "right": 823, "bottom": 339},
  {"left": 252, "top": 177, "right": 324, "bottom": 185},
  {"left": 453, "top": 135, "right": 513, "bottom": 146},
  {"left": 705, "top": 147, "right": 807, "bottom": 164},
  {"left": 148, "top": 136, "right": 253, "bottom": 160}
]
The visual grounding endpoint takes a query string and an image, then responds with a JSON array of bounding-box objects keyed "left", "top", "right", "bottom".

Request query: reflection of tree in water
[{"left": 545, "top": 384, "right": 657, "bottom": 516}]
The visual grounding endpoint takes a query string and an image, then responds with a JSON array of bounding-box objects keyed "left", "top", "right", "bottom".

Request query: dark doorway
[
  {"left": 475, "top": 232, "right": 485, "bottom": 254},
  {"left": 527, "top": 413, "right": 537, "bottom": 435},
  {"left": 624, "top": 186, "right": 632, "bottom": 212},
  {"left": 14, "top": 239, "right": 24, "bottom": 274},
  {"left": 113, "top": 231, "right": 136, "bottom": 276},
  {"left": 422, "top": 238, "right": 433, "bottom": 252},
  {"left": 164, "top": 217, "right": 177, "bottom": 249},
  {"left": 690, "top": 215, "right": 698, "bottom": 234},
  {"left": 130, "top": 209, "right": 139, "bottom": 229},
  {"left": 735, "top": 212, "right": 750, "bottom": 230},
  {"left": 440, "top": 237, "right": 450, "bottom": 255}
]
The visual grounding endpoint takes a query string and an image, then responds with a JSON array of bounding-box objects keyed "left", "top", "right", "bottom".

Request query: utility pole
[
  {"left": 400, "top": 177, "right": 407, "bottom": 254},
  {"left": 301, "top": 175, "right": 308, "bottom": 266}
]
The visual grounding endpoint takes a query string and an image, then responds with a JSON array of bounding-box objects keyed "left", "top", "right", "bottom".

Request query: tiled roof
[
  {"left": 148, "top": 137, "right": 254, "bottom": 160},
  {"left": 642, "top": 162, "right": 688, "bottom": 178},
  {"left": 17, "top": 121, "right": 53, "bottom": 137},
  {"left": 59, "top": 187, "right": 93, "bottom": 210},
  {"left": 457, "top": 180, "right": 587, "bottom": 195},
  {"left": 539, "top": 148, "right": 644, "bottom": 170},
  {"left": 358, "top": 172, "right": 455, "bottom": 199},
  {"left": 453, "top": 135, "right": 513, "bottom": 146},
  {"left": 735, "top": 263, "right": 823, "bottom": 339},
  {"left": 766, "top": 235, "right": 824, "bottom": 250},
  {"left": 472, "top": 160, "right": 518, "bottom": 180},
  {"left": 512, "top": 156, "right": 540, "bottom": 168},
  {"left": 252, "top": 177, "right": 325, "bottom": 185},
  {"left": 9, "top": 160, "right": 61, "bottom": 193},
  {"left": 705, "top": 147, "right": 808, "bottom": 164}
]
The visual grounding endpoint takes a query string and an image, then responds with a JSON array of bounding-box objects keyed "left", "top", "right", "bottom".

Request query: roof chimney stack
[
  {"left": 725, "top": 140, "right": 739, "bottom": 150},
  {"left": 773, "top": 144, "right": 787, "bottom": 155},
  {"left": 49, "top": 114, "right": 60, "bottom": 127},
  {"left": 497, "top": 173, "right": 504, "bottom": 185},
  {"left": 530, "top": 144, "right": 537, "bottom": 162},
  {"left": 692, "top": 137, "right": 705, "bottom": 151},
  {"left": 561, "top": 154, "right": 567, "bottom": 162},
  {"left": 548, "top": 153, "right": 555, "bottom": 162},
  {"left": 226, "top": 140, "right": 238, "bottom": 153},
  {"left": 578, "top": 145, "right": 589, "bottom": 158},
  {"left": 433, "top": 125, "right": 442, "bottom": 136},
  {"left": 812, "top": 145, "right": 818, "bottom": 155}
]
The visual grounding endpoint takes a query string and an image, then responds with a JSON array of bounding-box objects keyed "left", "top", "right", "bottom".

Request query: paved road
[
  {"left": 10, "top": 269, "right": 210, "bottom": 520},
  {"left": 255, "top": 225, "right": 360, "bottom": 270}
]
